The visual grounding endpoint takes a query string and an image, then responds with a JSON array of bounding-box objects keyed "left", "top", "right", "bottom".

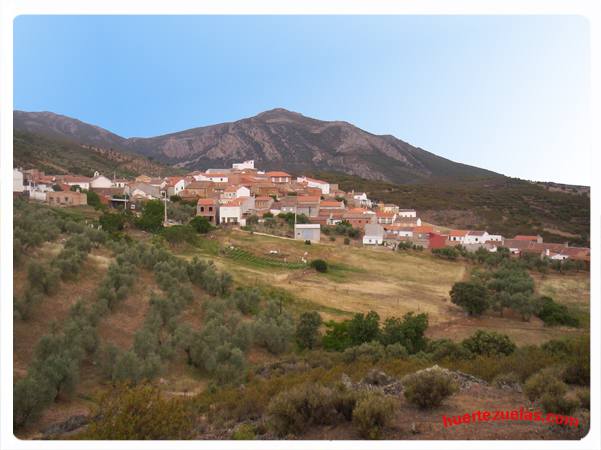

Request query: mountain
[
  {"left": 13, "top": 129, "right": 181, "bottom": 179},
  {"left": 14, "top": 109, "right": 499, "bottom": 183}
]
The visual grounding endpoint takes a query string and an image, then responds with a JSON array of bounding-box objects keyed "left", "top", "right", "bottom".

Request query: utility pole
[{"left": 163, "top": 190, "right": 168, "bottom": 226}]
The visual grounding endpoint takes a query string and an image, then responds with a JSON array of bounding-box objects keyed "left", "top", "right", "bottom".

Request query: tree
[
  {"left": 190, "top": 215, "right": 212, "bottom": 234},
  {"left": 99, "top": 212, "right": 126, "bottom": 233},
  {"left": 450, "top": 282, "right": 489, "bottom": 316},
  {"left": 13, "top": 375, "right": 55, "bottom": 428},
  {"left": 347, "top": 311, "right": 380, "bottom": 346},
  {"left": 322, "top": 320, "right": 352, "bottom": 351},
  {"left": 296, "top": 311, "right": 323, "bottom": 350},
  {"left": 161, "top": 225, "right": 196, "bottom": 245},
  {"left": 84, "top": 190, "right": 102, "bottom": 209},
  {"left": 380, "top": 312, "right": 429, "bottom": 354},
  {"left": 135, "top": 200, "right": 164, "bottom": 232}
]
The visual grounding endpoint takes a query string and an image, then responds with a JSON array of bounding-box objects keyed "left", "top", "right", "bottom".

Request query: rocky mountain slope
[{"left": 14, "top": 109, "right": 498, "bottom": 183}]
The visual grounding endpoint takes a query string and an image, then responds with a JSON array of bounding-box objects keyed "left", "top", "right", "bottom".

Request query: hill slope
[
  {"left": 13, "top": 130, "right": 181, "bottom": 178},
  {"left": 14, "top": 109, "right": 498, "bottom": 183},
  {"left": 314, "top": 171, "right": 590, "bottom": 246}
]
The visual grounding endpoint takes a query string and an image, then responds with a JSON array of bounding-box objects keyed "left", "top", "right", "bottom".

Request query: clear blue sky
[{"left": 14, "top": 15, "right": 590, "bottom": 185}]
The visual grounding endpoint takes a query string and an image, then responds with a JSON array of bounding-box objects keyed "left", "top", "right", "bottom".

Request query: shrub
[
  {"left": 329, "top": 236, "right": 336, "bottom": 242},
  {"left": 296, "top": 311, "right": 323, "bottom": 350},
  {"left": 344, "top": 237, "right": 350, "bottom": 245},
  {"left": 190, "top": 216, "right": 212, "bottom": 234},
  {"left": 577, "top": 389, "right": 590, "bottom": 410},
  {"left": 385, "top": 343, "right": 409, "bottom": 359},
  {"left": 82, "top": 384, "right": 194, "bottom": 439},
  {"left": 342, "top": 341, "right": 386, "bottom": 363},
  {"left": 232, "top": 423, "right": 256, "bottom": 440},
  {"left": 13, "top": 375, "right": 55, "bottom": 428},
  {"left": 352, "top": 393, "right": 397, "bottom": 439},
  {"left": 540, "top": 392, "right": 579, "bottom": 415},
  {"left": 535, "top": 296, "right": 579, "bottom": 327},
  {"left": 161, "top": 225, "right": 196, "bottom": 245},
  {"left": 267, "top": 383, "right": 340, "bottom": 436},
  {"left": 524, "top": 371, "right": 567, "bottom": 402},
  {"left": 310, "top": 259, "right": 328, "bottom": 273},
  {"left": 402, "top": 368, "right": 458, "bottom": 409},
  {"left": 427, "top": 339, "right": 473, "bottom": 361},
  {"left": 461, "top": 330, "right": 516, "bottom": 357}
]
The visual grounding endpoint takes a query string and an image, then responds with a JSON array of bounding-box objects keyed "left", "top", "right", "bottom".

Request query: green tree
[
  {"left": 135, "top": 200, "right": 164, "bottom": 232},
  {"left": 347, "top": 311, "right": 380, "bottom": 346},
  {"left": 190, "top": 215, "right": 212, "bottom": 234},
  {"left": 296, "top": 311, "right": 323, "bottom": 350},
  {"left": 450, "top": 282, "right": 489, "bottom": 316},
  {"left": 461, "top": 330, "right": 516, "bottom": 356},
  {"left": 99, "top": 212, "right": 126, "bottom": 233}
]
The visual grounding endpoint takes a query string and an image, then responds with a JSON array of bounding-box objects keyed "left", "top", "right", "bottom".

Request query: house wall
[
  {"left": 91, "top": 176, "right": 113, "bottom": 189},
  {"left": 294, "top": 226, "right": 320, "bottom": 243},
  {"left": 13, "top": 169, "right": 24, "bottom": 192}
]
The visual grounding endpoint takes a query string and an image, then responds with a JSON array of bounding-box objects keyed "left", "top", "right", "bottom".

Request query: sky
[{"left": 14, "top": 15, "right": 591, "bottom": 185}]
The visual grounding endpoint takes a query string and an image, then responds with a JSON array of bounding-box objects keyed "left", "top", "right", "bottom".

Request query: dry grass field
[{"left": 181, "top": 229, "right": 589, "bottom": 344}]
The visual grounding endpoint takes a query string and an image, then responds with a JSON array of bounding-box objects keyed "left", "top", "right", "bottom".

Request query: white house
[
  {"left": 235, "top": 186, "right": 251, "bottom": 198},
  {"left": 62, "top": 175, "right": 91, "bottom": 190},
  {"left": 297, "top": 176, "right": 331, "bottom": 195},
  {"left": 219, "top": 196, "right": 255, "bottom": 225},
  {"left": 464, "top": 230, "right": 490, "bottom": 245},
  {"left": 90, "top": 173, "right": 113, "bottom": 189},
  {"left": 352, "top": 192, "right": 372, "bottom": 208},
  {"left": 397, "top": 209, "right": 417, "bottom": 218},
  {"left": 363, "top": 223, "right": 385, "bottom": 245},
  {"left": 294, "top": 224, "right": 321, "bottom": 243},
  {"left": 486, "top": 234, "right": 504, "bottom": 242},
  {"left": 13, "top": 168, "right": 24, "bottom": 192},
  {"left": 194, "top": 172, "right": 229, "bottom": 183},
  {"left": 232, "top": 160, "right": 255, "bottom": 170}
]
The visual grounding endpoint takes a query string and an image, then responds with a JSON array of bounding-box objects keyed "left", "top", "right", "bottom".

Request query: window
[
  {"left": 209, "top": 207, "right": 213, "bottom": 212},
  {"left": 200, "top": 206, "right": 205, "bottom": 212}
]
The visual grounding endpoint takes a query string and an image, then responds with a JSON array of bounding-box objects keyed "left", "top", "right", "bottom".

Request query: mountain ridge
[{"left": 14, "top": 108, "right": 499, "bottom": 183}]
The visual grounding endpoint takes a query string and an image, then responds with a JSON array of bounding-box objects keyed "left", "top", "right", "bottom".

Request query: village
[{"left": 12, "top": 160, "right": 590, "bottom": 263}]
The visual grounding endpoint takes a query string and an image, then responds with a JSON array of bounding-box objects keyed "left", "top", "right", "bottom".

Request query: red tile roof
[
  {"left": 266, "top": 171, "right": 291, "bottom": 177},
  {"left": 449, "top": 229, "right": 468, "bottom": 237}
]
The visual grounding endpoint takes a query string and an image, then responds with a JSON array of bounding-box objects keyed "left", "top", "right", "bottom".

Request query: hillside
[
  {"left": 13, "top": 201, "right": 589, "bottom": 440},
  {"left": 14, "top": 109, "right": 498, "bottom": 184},
  {"left": 13, "top": 130, "right": 181, "bottom": 178},
  {"left": 314, "top": 172, "right": 590, "bottom": 246}
]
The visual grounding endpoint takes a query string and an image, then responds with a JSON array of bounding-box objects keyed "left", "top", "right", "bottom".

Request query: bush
[
  {"left": 524, "top": 371, "right": 567, "bottom": 402},
  {"left": 540, "top": 392, "right": 579, "bottom": 415},
  {"left": 352, "top": 393, "right": 397, "bottom": 439},
  {"left": 232, "top": 423, "right": 256, "bottom": 440},
  {"left": 13, "top": 375, "right": 55, "bottom": 428},
  {"left": 385, "top": 343, "right": 409, "bottom": 359},
  {"left": 535, "top": 296, "right": 579, "bottom": 327},
  {"left": 402, "top": 368, "right": 458, "bottom": 409},
  {"left": 81, "top": 384, "right": 194, "bottom": 439},
  {"left": 296, "top": 311, "right": 322, "bottom": 350},
  {"left": 461, "top": 330, "right": 516, "bottom": 357},
  {"left": 253, "top": 300, "right": 295, "bottom": 354},
  {"left": 190, "top": 216, "right": 212, "bottom": 234},
  {"left": 329, "top": 236, "right": 336, "bottom": 242},
  {"left": 310, "top": 259, "right": 328, "bottom": 272},
  {"left": 380, "top": 312, "right": 428, "bottom": 354},
  {"left": 427, "top": 339, "right": 473, "bottom": 361},
  {"left": 577, "top": 389, "right": 590, "bottom": 410},
  {"left": 267, "top": 383, "right": 340, "bottom": 436},
  {"left": 342, "top": 341, "right": 386, "bottom": 363},
  {"left": 344, "top": 237, "right": 350, "bottom": 245}
]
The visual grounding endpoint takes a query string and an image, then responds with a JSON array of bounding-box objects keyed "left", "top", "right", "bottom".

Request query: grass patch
[{"left": 222, "top": 246, "right": 307, "bottom": 270}]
